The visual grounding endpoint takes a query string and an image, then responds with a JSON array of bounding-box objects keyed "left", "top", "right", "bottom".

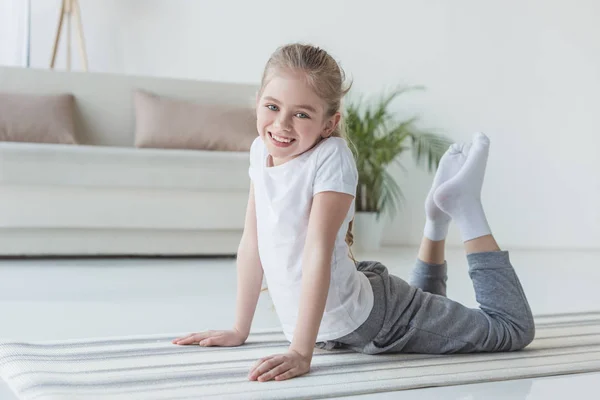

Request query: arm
[
  {"left": 233, "top": 182, "right": 264, "bottom": 340},
  {"left": 172, "top": 183, "right": 263, "bottom": 347},
  {"left": 248, "top": 190, "right": 354, "bottom": 381},
  {"left": 289, "top": 190, "right": 354, "bottom": 361}
]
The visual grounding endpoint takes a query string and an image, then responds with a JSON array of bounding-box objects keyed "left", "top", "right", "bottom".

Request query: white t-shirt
[{"left": 248, "top": 136, "right": 374, "bottom": 342}]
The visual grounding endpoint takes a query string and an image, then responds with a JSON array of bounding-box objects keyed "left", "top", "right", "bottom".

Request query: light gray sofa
[{"left": 0, "top": 66, "right": 259, "bottom": 256}]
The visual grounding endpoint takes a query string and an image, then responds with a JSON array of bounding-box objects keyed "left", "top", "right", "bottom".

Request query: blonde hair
[{"left": 259, "top": 43, "right": 357, "bottom": 261}]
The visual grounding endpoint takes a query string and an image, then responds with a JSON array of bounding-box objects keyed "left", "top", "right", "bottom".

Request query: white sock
[
  {"left": 423, "top": 142, "right": 470, "bottom": 241},
  {"left": 434, "top": 132, "right": 492, "bottom": 242}
]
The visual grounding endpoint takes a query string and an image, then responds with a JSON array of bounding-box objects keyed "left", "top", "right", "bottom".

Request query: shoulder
[
  {"left": 316, "top": 136, "right": 353, "bottom": 155},
  {"left": 250, "top": 136, "right": 264, "bottom": 154},
  {"left": 312, "top": 137, "right": 358, "bottom": 196},
  {"left": 249, "top": 136, "right": 264, "bottom": 165},
  {"left": 314, "top": 137, "right": 356, "bottom": 171}
]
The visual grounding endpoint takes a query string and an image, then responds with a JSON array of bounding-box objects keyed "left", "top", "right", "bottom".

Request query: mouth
[{"left": 268, "top": 131, "right": 296, "bottom": 147}]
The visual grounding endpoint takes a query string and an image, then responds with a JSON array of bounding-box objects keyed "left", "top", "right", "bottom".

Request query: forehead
[{"left": 261, "top": 72, "right": 326, "bottom": 112}]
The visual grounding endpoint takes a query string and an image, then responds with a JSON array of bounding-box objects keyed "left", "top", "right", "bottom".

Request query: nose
[{"left": 274, "top": 113, "right": 292, "bottom": 132}]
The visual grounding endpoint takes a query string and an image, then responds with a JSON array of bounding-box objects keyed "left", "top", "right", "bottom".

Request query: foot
[
  {"left": 423, "top": 142, "right": 470, "bottom": 241},
  {"left": 434, "top": 132, "right": 492, "bottom": 242}
]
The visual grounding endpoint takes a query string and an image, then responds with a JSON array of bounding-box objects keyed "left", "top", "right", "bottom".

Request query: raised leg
[
  {"left": 411, "top": 237, "right": 447, "bottom": 297},
  {"left": 413, "top": 138, "right": 469, "bottom": 296},
  {"left": 413, "top": 132, "right": 497, "bottom": 295},
  {"left": 465, "top": 234, "right": 500, "bottom": 254},
  {"left": 406, "top": 133, "right": 534, "bottom": 353},
  {"left": 418, "top": 237, "right": 445, "bottom": 265}
]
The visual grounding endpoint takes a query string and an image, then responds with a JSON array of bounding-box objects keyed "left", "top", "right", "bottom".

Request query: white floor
[{"left": 1, "top": 246, "right": 599, "bottom": 399}]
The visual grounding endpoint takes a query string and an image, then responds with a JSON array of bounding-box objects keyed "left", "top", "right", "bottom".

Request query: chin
[{"left": 268, "top": 147, "right": 295, "bottom": 160}]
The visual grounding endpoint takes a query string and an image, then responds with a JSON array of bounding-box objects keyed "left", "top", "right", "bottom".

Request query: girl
[{"left": 172, "top": 43, "right": 535, "bottom": 383}]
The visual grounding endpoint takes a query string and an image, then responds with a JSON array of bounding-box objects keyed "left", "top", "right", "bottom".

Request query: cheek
[
  {"left": 256, "top": 109, "right": 271, "bottom": 129},
  {"left": 296, "top": 121, "right": 322, "bottom": 139},
  {"left": 255, "top": 120, "right": 262, "bottom": 136}
]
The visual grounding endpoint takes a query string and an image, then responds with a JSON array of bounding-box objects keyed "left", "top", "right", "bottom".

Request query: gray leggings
[{"left": 317, "top": 251, "right": 535, "bottom": 354}]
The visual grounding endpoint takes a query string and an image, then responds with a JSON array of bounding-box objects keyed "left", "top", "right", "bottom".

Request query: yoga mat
[{"left": 1, "top": 312, "right": 599, "bottom": 399}]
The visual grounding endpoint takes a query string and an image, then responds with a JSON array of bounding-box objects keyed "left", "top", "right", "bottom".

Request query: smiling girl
[{"left": 173, "top": 43, "right": 535, "bottom": 383}]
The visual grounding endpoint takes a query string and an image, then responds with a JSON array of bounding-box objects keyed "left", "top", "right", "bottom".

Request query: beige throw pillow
[
  {"left": 0, "top": 92, "right": 78, "bottom": 144},
  {"left": 134, "top": 89, "right": 257, "bottom": 152}
]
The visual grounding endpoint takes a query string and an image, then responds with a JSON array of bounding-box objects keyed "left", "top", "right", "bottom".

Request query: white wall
[{"left": 16, "top": 0, "right": 600, "bottom": 249}]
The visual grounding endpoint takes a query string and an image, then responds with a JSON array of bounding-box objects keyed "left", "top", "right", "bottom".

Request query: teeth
[{"left": 272, "top": 133, "right": 293, "bottom": 143}]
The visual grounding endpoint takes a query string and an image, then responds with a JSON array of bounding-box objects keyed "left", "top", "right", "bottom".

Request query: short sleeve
[
  {"left": 313, "top": 138, "right": 358, "bottom": 197},
  {"left": 248, "top": 136, "right": 263, "bottom": 181}
]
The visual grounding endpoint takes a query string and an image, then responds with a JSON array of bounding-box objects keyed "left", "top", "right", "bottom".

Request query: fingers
[
  {"left": 173, "top": 334, "right": 202, "bottom": 345},
  {"left": 172, "top": 331, "right": 214, "bottom": 345},
  {"left": 198, "top": 336, "right": 224, "bottom": 347},
  {"left": 248, "top": 353, "right": 309, "bottom": 382},
  {"left": 274, "top": 368, "right": 299, "bottom": 381},
  {"left": 250, "top": 356, "right": 270, "bottom": 372},
  {"left": 248, "top": 356, "right": 274, "bottom": 380},
  {"left": 172, "top": 333, "right": 198, "bottom": 345},
  {"left": 248, "top": 356, "right": 280, "bottom": 381},
  {"left": 257, "top": 362, "right": 291, "bottom": 382}
]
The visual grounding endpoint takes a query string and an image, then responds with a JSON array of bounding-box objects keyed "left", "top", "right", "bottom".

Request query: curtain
[{"left": 0, "top": 0, "right": 29, "bottom": 67}]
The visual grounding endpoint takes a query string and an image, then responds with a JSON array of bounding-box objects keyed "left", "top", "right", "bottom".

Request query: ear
[{"left": 322, "top": 112, "right": 341, "bottom": 138}]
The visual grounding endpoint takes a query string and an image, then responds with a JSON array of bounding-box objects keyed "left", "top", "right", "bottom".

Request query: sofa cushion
[
  {"left": 133, "top": 89, "right": 257, "bottom": 152},
  {"left": 0, "top": 92, "right": 78, "bottom": 144},
  {"left": 0, "top": 142, "right": 250, "bottom": 191}
]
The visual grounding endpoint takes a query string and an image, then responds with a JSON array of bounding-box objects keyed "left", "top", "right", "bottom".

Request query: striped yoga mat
[{"left": 1, "top": 312, "right": 599, "bottom": 400}]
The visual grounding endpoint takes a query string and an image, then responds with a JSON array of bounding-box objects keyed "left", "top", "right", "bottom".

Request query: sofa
[{"left": 0, "top": 66, "right": 259, "bottom": 256}]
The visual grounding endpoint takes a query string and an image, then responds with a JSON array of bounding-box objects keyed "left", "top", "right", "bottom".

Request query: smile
[{"left": 268, "top": 132, "right": 296, "bottom": 147}]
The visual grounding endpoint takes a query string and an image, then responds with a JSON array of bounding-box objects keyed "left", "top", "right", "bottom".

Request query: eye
[
  {"left": 296, "top": 112, "right": 310, "bottom": 119},
  {"left": 266, "top": 104, "right": 279, "bottom": 111}
]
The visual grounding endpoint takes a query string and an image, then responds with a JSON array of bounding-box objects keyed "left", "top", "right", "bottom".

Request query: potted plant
[{"left": 345, "top": 86, "right": 452, "bottom": 251}]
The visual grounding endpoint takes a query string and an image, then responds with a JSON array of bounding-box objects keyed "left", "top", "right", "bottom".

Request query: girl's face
[{"left": 256, "top": 71, "right": 340, "bottom": 166}]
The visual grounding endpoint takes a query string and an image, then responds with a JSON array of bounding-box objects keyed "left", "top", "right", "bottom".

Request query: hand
[
  {"left": 248, "top": 350, "right": 311, "bottom": 382},
  {"left": 172, "top": 329, "right": 246, "bottom": 347}
]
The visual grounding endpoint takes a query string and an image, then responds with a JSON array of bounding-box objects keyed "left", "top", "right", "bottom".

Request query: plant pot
[{"left": 352, "top": 211, "right": 385, "bottom": 252}]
